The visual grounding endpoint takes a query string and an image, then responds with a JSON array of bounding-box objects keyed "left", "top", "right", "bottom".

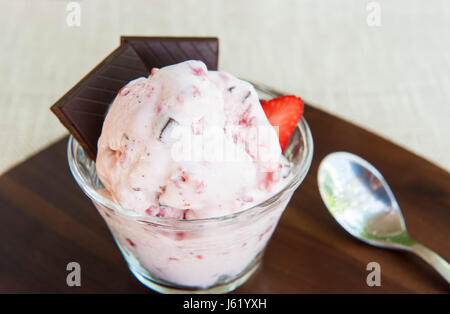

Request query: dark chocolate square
[
  {"left": 121, "top": 36, "right": 219, "bottom": 71},
  {"left": 50, "top": 37, "right": 219, "bottom": 159}
]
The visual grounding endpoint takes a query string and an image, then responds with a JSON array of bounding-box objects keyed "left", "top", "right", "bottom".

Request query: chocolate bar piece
[
  {"left": 121, "top": 36, "right": 219, "bottom": 71},
  {"left": 50, "top": 37, "right": 219, "bottom": 159}
]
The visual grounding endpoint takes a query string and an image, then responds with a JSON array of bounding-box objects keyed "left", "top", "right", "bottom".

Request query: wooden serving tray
[{"left": 0, "top": 104, "right": 448, "bottom": 293}]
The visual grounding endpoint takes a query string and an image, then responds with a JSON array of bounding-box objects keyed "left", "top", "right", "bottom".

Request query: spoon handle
[{"left": 410, "top": 242, "right": 450, "bottom": 284}]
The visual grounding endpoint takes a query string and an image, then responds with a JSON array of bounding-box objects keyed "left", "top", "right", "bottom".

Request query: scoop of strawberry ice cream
[{"left": 96, "top": 60, "right": 287, "bottom": 219}]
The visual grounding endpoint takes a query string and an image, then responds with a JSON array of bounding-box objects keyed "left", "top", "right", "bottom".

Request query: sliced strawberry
[{"left": 261, "top": 95, "right": 304, "bottom": 151}]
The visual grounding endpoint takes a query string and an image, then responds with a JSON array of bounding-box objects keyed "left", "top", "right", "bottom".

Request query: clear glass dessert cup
[{"left": 67, "top": 116, "right": 313, "bottom": 293}]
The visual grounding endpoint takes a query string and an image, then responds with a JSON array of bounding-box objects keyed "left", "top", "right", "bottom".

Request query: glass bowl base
[{"left": 129, "top": 261, "right": 260, "bottom": 294}]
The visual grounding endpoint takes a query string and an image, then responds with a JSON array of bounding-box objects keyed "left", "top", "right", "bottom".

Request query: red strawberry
[{"left": 261, "top": 95, "right": 304, "bottom": 151}]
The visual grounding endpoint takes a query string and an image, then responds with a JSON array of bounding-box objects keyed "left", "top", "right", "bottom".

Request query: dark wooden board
[{"left": 0, "top": 105, "right": 449, "bottom": 293}]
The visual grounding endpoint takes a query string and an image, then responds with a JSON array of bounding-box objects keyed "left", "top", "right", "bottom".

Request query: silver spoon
[{"left": 317, "top": 151, "right": 450, "bottom": 284}]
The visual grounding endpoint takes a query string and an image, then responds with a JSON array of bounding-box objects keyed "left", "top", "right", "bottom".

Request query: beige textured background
[{"left": 1, "top": 0, "right": 449, "bottom": 175}]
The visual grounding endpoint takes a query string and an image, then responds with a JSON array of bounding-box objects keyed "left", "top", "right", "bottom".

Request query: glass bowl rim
[{"left": 67, "top": 116, "right": 314, "bottom": 227}]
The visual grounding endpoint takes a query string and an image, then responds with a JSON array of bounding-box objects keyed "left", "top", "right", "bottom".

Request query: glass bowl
[{"left": 67, "top": 115, "right": 313, "bottom": 293}]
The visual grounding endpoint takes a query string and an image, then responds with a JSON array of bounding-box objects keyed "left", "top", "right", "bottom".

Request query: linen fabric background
[{"left": 1, "top": 0, "right": 449, "bottom": 174}]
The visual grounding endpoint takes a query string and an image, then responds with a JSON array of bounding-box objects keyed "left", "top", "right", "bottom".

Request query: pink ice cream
[
  {"left": 93, "top": 60, "right": 296, "bottom": 289},
  {"left": 96, "top": 60, "right": 288, "bottom": 220}
]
